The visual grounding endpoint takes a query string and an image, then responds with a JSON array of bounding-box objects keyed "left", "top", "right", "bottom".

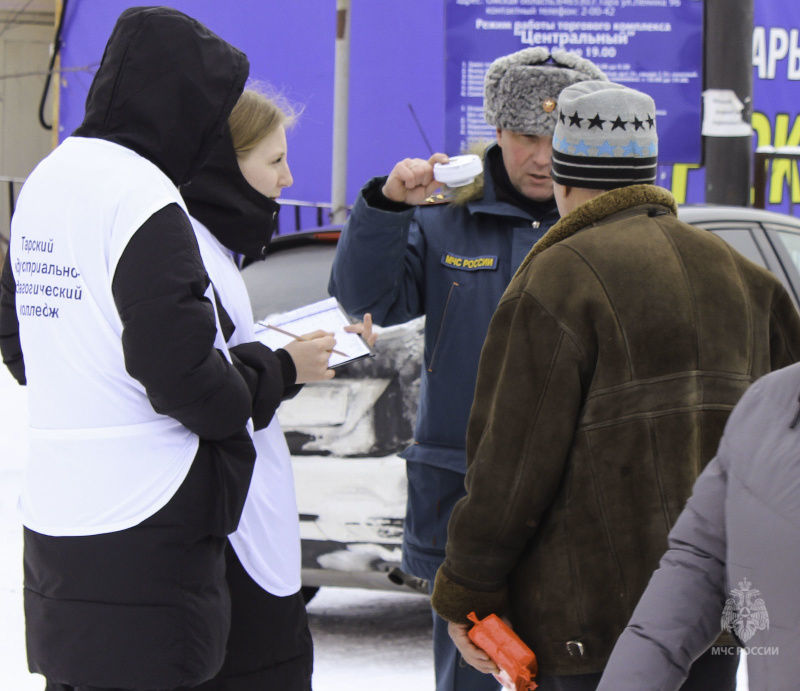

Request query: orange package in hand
[{"left": 467, "top": 611, "right": 538, "bottom": 691}]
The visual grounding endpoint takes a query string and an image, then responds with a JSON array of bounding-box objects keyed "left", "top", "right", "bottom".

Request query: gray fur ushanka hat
[{"left": 484, "top": 47, "right": 608, "bottom": 136}]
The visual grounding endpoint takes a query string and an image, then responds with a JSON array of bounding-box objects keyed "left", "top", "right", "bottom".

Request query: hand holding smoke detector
[
  {"left": 433, "top": 154, "right": 483, "bottom": 188},
  {"left": 408, "top": 103, "right": 483, "bottom": 188}
]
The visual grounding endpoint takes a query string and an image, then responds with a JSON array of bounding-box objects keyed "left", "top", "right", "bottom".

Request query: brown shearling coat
[{"left": 431, "top": 184, "right": 800, "bottom": 675}]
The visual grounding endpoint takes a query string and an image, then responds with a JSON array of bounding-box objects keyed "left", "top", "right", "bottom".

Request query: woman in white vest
[
  {"left": 181, "top": 88, "right": 376, "bottom": 691},
  {"left": 0, "top": 9, "right": 337, "bottom": 691}
]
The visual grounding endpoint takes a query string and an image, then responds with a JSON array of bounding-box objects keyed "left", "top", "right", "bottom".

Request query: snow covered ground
[
  {"left": 307, "top": 586, "right": 434, "bottom": 690},
  {"left": 0, "top": 364, "right": 747, "bottom": 690}
]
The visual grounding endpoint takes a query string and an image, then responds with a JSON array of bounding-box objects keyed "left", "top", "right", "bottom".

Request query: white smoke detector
[{"left": 433, "top": 154, "right": 483, "bottom": 188}]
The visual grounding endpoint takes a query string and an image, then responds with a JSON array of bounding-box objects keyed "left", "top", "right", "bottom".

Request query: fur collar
[
  {"left": 447, "top": 141, "right": 492, "bottom": 205},
  {"left": 515, "top": 184, "right": 677, "bottom": 276}
]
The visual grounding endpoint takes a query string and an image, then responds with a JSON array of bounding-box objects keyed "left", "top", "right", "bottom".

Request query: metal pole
[
  {"left": 330, "top": 0, "right": 351, "bottom": 225},
  {"left": 703, "top": 0, "right": 754, "bottom": 206},
  {"left": 753, "top": 150, "right": 769, "bottom": 209}
]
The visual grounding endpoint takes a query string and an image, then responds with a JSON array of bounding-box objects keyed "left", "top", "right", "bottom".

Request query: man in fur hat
[
  {"left": 329, "top": 47, "right": 606, "bottom": 691},
  {"left": 430, "top": 81, "right": 800, "bottom": 689}
]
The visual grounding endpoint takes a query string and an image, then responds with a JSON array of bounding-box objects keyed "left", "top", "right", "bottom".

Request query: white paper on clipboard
[{"left": 254, "top": 297, "right": 373, "bottom": 368}]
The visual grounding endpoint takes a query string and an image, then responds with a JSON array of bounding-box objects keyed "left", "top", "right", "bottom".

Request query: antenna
[{"left": 408, "top": 103, "right": 435, "bottom": 157}]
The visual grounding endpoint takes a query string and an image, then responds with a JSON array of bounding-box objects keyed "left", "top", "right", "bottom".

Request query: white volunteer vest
[
  {"left": 191, "top": 219, "right": 301, "bottom": 596},
  {"left": 13, "top": 137, "right": 205, "bottom": 536}
]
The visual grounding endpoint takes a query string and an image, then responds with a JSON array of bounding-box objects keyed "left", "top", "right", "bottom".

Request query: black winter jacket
[{"left": 2, "top": 8, "right": 255, "bottom": 688}]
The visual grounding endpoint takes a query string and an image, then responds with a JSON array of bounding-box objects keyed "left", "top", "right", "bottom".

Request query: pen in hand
[{"left": 265, "top": 324, "right": 349, "bottom": 358}]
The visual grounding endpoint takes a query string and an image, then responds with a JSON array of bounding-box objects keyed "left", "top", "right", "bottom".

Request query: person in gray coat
[{"left": 598, "top": 361, "right": 800, "bottom": 691}]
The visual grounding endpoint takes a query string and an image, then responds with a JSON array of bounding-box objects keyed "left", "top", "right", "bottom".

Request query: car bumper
[{"left": 293, "top": 454, "right": 425, "bottom": 593}]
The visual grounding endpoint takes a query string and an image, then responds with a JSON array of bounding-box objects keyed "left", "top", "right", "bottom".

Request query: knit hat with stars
[
  {"left": 484, "top": 47, "right": 608, "bottom": 136},
  {"left": 551, "top": 80, "right": 658, "bottom": 189}
]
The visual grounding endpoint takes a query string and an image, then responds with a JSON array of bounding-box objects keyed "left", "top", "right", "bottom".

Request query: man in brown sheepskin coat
[{"left": 432, "top": 81, "right": 800, "bottom": 690}]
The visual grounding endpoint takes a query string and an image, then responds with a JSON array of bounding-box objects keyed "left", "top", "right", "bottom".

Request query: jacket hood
[
  {"left": 73, "top": 6, "right": 249, "bottom": 186},
  {"left": 181, "top": 125, "right": 280, "bottom": 260}
]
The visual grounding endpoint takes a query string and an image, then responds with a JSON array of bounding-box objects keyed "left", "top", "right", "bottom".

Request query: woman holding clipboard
[{"left": 182, "top": 87, "right": 376, "bottom": 691}]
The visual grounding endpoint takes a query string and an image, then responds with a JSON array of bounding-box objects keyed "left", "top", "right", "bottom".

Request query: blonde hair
[{"left": 228, "top": 84, "right": 299, "bottom": 157}]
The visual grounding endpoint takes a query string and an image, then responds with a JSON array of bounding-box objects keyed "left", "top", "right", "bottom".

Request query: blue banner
[
  {"left": 55, "top": 1, "right": 800, "bottom": 219},
  {"left": 747, "top": 6, "right": 800, "bottom": 213},
  {"left": 444, "top": 0, "right": 704, "bottom": 164},
  {"left": 671, "top": 3, "right": 800, "bottom": 211}
]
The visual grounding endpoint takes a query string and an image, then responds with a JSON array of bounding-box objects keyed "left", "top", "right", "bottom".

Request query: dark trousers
[{"left": 404, "top": 463, "right": 498, "bottom": 691}]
